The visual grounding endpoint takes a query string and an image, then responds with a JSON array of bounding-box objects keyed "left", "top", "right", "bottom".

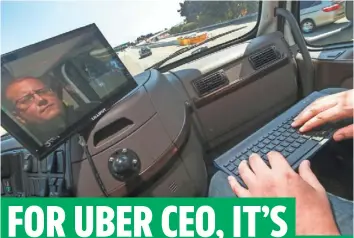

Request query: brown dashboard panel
[
  {"left": 73, "top": 102, "right": 205, "bottom": 197},
  {"left": 171, "top": 31, "right": 299, "bottom": 148},
  {"left": 193, "top": 56, "right": 290, "bottom": 108},
  {"left": 72, "top": 71, "right": 207, "bottom": 197}
]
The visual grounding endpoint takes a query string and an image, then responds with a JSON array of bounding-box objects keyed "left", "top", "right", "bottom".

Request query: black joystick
[{"left": 108, "top": 148, "right": 141, "bottom": 182}]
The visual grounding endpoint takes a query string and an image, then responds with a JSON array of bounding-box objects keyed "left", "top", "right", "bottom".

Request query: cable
[{"left": 78, "top": 135, "right": 109, "bottom": 197}]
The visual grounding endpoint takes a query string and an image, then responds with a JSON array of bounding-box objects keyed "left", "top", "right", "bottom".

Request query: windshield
[{"left": 2, "top": 1, "right": 259, "bottom": 77}]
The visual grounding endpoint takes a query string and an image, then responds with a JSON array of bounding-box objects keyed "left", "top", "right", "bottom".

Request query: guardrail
[
  {"left": 306, "top": 21, "right": 353, "bottom": 43},
  {"left": 131, "top": 13, "right": 258, "bottom": 49}
]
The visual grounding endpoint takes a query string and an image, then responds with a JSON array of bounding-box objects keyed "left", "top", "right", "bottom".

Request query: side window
[
  {"left": 299, "top": 0, "right": 353, "bottom": 46},
  {"left": 300, "top": 1, "right": 321, "bottom": 10}
]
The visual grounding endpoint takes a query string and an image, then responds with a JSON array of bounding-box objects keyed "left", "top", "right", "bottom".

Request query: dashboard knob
[{"left": 108, "top": 148, "right": 141, "bottom": 182}]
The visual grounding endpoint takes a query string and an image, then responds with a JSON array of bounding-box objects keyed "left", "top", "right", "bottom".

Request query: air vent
[
  {"left": 192, "top": 70, "right": 229, "bottom": 97},
  {"left": 249, "top": 46, "right": 281, "bottom": 70}
]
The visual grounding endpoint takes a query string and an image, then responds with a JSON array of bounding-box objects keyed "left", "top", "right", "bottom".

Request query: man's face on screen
[{"left": 5, "top": 78, "right": 64, "bottom": 125}]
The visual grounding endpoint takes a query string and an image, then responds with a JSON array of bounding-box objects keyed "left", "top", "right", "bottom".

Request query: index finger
[
  {"left": 291, "top": 99, "right": 337, "bottom": 127},
  {"left": 267, "top": 151, "right": 293, "bottom": 172},
  {"left": 298, "top": 106, "right": 343, "bottom": 132},
  {"left": 248, "top": 153, "right": 271, "bottom": 176}
]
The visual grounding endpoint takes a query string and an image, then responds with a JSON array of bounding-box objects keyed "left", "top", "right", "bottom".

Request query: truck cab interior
[{"left": 1, "top": 0, "right": 353, "bottom": 199}]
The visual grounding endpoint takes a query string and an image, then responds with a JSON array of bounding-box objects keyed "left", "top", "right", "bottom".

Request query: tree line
[{"left": 169, "top": 1, "right": 258, "bottom": 34}]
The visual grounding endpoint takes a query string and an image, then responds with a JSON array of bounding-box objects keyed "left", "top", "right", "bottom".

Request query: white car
[{"left": 300, "top": 0, "right": 346, "bottom": 33}]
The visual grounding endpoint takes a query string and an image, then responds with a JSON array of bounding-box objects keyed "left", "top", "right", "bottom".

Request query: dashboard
[{"left": 1, "top": 31, "right": 299, "bottom": 197}]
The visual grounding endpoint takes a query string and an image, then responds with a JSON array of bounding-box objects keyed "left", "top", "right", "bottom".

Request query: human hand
[
  {"left": 291, "top": 89, "right": 354, "bottom": 141},
  {"left": 228, "top": 152, "right": 340, "bottom": 235}
]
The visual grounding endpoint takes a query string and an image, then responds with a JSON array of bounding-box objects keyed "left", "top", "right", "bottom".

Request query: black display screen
[{"left": 1, "top": 24, "right": 137, "bottom": 159}]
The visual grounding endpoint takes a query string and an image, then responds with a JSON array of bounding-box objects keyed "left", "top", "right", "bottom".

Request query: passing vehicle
[
  {"left": 300, "top": 0, "right": 346, "bottom": 33},
  {"left": 139, "top": 46, "right": 152, "bottom": 58}
]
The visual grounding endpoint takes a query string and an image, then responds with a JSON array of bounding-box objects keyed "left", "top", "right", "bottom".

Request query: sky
[{"left": 1, "top": 0, "right": 184, "bottom": 54}]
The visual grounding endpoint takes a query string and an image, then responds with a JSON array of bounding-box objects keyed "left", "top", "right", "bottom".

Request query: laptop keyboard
[
  {"left": 222, "top": 115, "right": 334, "bottom": 177},
  {"left": 214, "top": 91, "right": 340, "bottom": 186}
]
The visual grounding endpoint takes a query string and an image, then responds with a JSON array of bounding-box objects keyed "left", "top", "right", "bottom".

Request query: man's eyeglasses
[{"left": 15, "top": 88, "right": 54, "bottom": 109}]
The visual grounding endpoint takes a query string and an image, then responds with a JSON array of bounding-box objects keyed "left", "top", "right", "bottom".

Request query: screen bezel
[{"left": 1, "top": 23, "right": 138, "bottom": 159}]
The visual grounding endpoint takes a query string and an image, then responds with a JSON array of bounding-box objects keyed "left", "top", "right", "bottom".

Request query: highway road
[
  {"left": 304, "top": 17, "right": 352, "bottom": 45},
  {"left": 119, "top": 17, "right": 352, "bottom": 77},
  {"left": 119, "top": 21, "right": 258, "bottom": 75}
]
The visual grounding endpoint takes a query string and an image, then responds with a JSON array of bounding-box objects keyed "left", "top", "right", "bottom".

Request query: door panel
[
  {"left": 296, "top": 49, "right": 353, "bottom": 91},
  {"left": 309, "top": 48, "right": 353, "bottom": 90},
  {"left": 312, "top": 58, "right": 353, "bottom": 90}
]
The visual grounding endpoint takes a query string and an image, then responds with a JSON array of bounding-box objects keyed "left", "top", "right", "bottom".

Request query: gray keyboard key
[
  {"left": 266, "top": 143, "right": 276, "bottom": 150},
  {"left": 274, "top": 125, "right": 281, "bottom": 130},
  {"left": 273, "top": 132, "right": 281, "bottom": 136},
  {"left": 263, "top": 138, "right": 271, "bottom": 144},
  {"left": 288, "top": 128, "right": 296, "bottom": 133},
  {"left": 234, "top": 159, "right": 241, "bottom": 167},
  {"left": 297, "top": 138, "right": 306, "bottom": 144},
  {"left": 283, "top": 132, "right": 291, "bottom": 137},
  {"left": 273, "top": 140, "right": 281, "bottom": 145},
  {"left": 286, "top": 147, "right": 295, "bottom": 153},
  {"left": 258, "top": 143, "right": 266, "bottom": 148},
  {"left": 282, "top": 151, "right": 290, "bottom": 157},
  {"left": 275, "top": 145, "right": 284, "bottom": 152},
  {"left": 240, "top": 155, "right": 248, "bottom": 160},
  {"left": 281, "top": 141, "right": 290, "bottom": 147},
  {"left": 291, "top": 133, "right": 300, "bottom": 139},
  {"left": 291, "top": 142, "right": 301, "bottom": 148},
  {"left": 227, "top": 164, "right": 236, "bottom": 171},
  {"left": 286, "top": 140, "right": 317, "bottom": 165}
]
